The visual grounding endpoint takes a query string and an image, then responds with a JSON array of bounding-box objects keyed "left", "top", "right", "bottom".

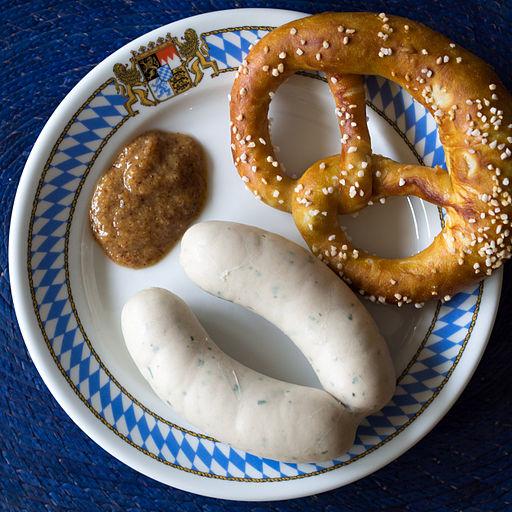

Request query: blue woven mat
[{"left": 1, "top": 0, "right": 511, "bottom": 510}]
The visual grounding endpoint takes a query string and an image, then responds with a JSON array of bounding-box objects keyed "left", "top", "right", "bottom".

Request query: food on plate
[
  {"left": 122, "top": 288, "right": 357, "bottom": 462},
  {"left": 90, "top": 130, "right": 206, "bottom": 268},
  {"left": 180, "top": 221, "right": 395, "bottom": 413},
  {"left": 229, "top": 12, "right": 512, "bottom": 305},
  {"left": 122, "top": 222, "right": 395, "bottom": 461}
]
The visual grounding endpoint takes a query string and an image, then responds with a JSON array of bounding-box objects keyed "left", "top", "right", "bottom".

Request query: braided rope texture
[{"left": 1, "top": 0, "right": 511, "bottom": 510}]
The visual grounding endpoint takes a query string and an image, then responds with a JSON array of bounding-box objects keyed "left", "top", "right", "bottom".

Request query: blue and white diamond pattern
[
  {"left": 204, "top": 29, "right": 271, "bottom": 70},
  {"left": 366, "top": 76, "right": 446, "bottom": 168},
  {"left": 28, "top": 27, "right": 481, "bottom": 481},
  {"left": 152, "top": 65, "right": 173, "bottom": 99}
]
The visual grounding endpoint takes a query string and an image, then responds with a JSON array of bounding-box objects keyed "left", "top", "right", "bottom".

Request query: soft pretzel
[{"left": 229, "top": 12, "right": 512, "bottom": 305}]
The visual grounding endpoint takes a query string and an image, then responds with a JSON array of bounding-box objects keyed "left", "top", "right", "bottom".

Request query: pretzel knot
[{"left": 229, "top": 12, "right": 512, "bottom": 306}]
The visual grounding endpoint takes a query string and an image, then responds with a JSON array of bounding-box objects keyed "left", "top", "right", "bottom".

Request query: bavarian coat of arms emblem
[{"left": 113, "top": 28, "right": 219, "bottom": 116}]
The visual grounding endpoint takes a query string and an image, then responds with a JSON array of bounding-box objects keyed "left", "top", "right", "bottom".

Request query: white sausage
[
  {"left": 122, "top": 288, "right": 358, "bottom": 462},
  {"left": 180, "top": 221, "right": 395, "bottom": 415}
]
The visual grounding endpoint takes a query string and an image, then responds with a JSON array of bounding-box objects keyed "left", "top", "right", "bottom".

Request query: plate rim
[{"left": 8, "top": 7, "right": 503, "bottom": 501}]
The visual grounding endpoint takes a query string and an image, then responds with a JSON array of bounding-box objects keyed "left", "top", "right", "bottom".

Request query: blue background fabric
[{"left": 1, "top": 0, "right": 511, "bottom": 510}]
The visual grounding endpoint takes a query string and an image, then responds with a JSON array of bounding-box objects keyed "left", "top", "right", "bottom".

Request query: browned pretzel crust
[{"left": 229, "top": 12, "right": 512, "bottom": 306}]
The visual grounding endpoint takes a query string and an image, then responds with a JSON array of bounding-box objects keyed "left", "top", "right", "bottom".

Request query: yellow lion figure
[
  {"left": 173, "top": 29, "right": 219, "bottom": 86},
  {"left": 113, "top": 61, "right": 157, "bottom": 116}
]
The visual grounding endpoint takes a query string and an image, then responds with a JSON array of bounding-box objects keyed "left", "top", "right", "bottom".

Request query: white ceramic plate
[{"left": 10, "top": 8, "right": 502, "bottom": 501}]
